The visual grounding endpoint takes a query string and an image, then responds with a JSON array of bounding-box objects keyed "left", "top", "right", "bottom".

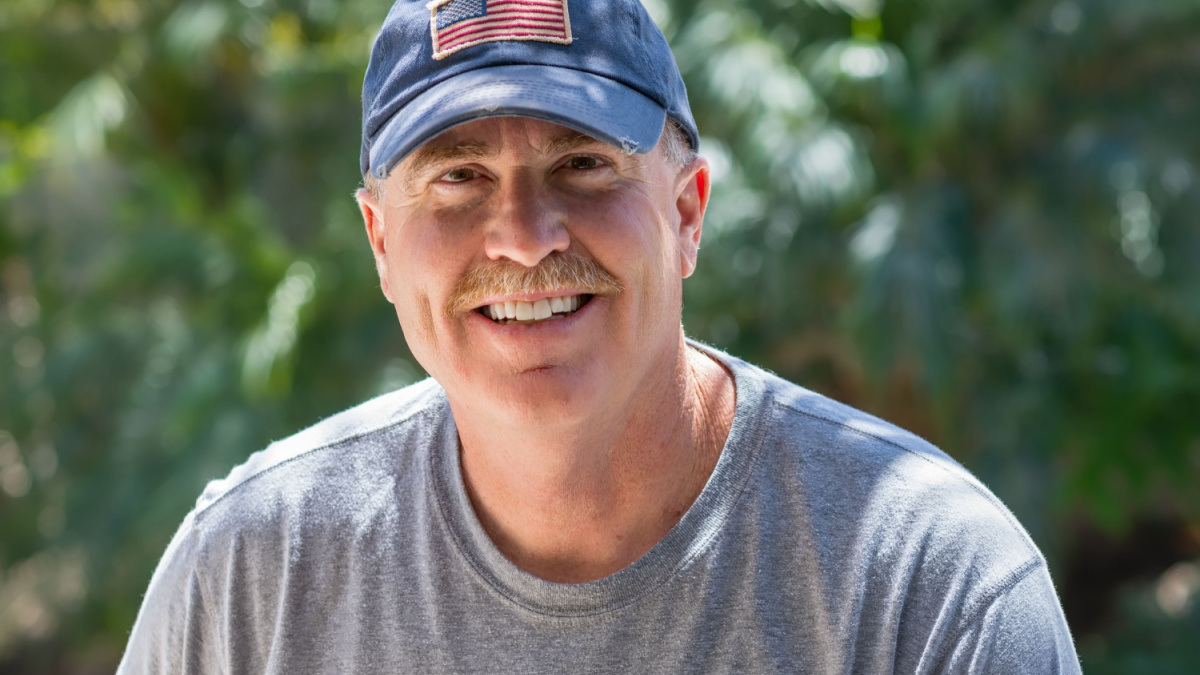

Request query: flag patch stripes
[{"left": 429, "top": 0, "right": 572, "bottom": 59}]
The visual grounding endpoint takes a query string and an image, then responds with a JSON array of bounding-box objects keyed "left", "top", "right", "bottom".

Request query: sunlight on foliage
[{"left": 0, "top": 0, "right": 1197, "bottom": 671}]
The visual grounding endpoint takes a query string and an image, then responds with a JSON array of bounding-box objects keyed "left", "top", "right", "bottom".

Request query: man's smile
[
  {"left": 479, "top": 294, "right": 591, "bottom": 324},
  {"left": 464, "top": 293, "right": 603, "bottom": 341}
]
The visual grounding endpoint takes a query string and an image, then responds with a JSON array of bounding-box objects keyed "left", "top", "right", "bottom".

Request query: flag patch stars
[{"left": 429, "top": 0, "right": 572, "bottom": 59}]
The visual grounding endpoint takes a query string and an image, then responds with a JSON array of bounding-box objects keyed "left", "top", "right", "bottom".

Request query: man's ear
[
  {"left": 356, "top": 187, "right": 393, "bottom": 302},
  {"left": 675, "top": 156, "right": 711, "bottom": 279}
]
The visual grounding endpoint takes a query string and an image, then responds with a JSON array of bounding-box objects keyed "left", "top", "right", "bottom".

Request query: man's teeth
[{"left": 485, "top": 296, "right": 583, "bottom": 322}]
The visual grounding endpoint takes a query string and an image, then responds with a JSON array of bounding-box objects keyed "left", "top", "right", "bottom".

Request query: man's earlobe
[
  {"left": 357, "top": 188, "right": 393, "bottom": 302},
  {"left": 676, "top": 157, "right": 710, "bottom": 279}
]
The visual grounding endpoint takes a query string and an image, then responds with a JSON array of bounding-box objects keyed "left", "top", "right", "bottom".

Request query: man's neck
[{"left": 452, "top": 341, "right": 736, "bottom": 583}]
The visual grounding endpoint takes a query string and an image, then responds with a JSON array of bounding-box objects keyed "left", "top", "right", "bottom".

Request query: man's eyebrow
[
  {"left": 542, "top": 131, "right": 622, "bottom": 157},
  {"left": 402, "top": 142, "right": 497, "bottom": 181}
]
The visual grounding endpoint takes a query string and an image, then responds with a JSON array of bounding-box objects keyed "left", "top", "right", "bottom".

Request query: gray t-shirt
[{"left": 118, "top": 347, "right": 1080, "bottom": 674}]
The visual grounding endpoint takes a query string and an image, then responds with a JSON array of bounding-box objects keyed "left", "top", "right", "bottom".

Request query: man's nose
[{"left": 482, "top": 174, "right": 570, "bottom": 267}]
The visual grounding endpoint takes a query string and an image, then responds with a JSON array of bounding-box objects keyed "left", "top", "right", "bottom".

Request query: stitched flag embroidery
[{"left": 429, "top": 0, "right": 572, "bottom": 59}]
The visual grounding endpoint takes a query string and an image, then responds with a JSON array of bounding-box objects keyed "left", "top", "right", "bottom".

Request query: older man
[{"left": 118, "top": 0, "right": 1081, "bottom": 672}]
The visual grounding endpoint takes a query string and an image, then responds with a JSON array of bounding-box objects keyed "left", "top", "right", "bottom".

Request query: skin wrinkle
[
  {"left": 650, "top": 349, "right": 735, "bottom": 526},
  {"left": 417, "top": 294, "right": 436, "bottom": 347}
]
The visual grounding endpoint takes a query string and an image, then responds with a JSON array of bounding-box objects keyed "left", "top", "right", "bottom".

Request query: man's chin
[{"left": 448, "top": 364, "right": 607, "bottom": 428}]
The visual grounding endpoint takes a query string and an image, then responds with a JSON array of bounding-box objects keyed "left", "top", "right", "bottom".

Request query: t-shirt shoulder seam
[
  {"left": 946, "top": 556, "right": 1045, "bottom": 645},
  {"left": 772, "top": 399, "right": 1037, "bottom": 553},
  {"left": 191, "top": 404, "right": 439, "bottom": 526}
]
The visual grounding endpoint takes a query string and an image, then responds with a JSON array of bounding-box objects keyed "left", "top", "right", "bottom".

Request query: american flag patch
[{"left": 428, "top": 0, "right": 572, "bottom": 59}]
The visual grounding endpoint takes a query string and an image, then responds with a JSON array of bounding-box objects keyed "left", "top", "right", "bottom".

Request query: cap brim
[{"left": 368, "top": 64, "right": 667, "bottom": 179}]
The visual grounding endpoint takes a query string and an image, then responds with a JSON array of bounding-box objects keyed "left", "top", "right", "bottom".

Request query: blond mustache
[{"left": 445, "top": 252, "right": 623, "bottom": 317}]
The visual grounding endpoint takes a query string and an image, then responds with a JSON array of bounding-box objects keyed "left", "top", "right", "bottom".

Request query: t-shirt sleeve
[
  {"left": 938, "top": 562, "right": 1081, "bottom": 675},
  {"left": 116, "top": 514, "right": 224, "bottom": 675}
]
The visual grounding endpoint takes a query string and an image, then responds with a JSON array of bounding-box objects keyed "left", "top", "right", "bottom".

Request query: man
[{"left": 119, "top": 0, "right": 1081, "bottom": 672}]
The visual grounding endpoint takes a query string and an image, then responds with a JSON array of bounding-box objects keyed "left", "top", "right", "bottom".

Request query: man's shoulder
[
  {"left": 754, "top": 361, "right": 960, "bottom": 476},
  {"left": 189, "top": 378, "right": 448, "bottom": 528},
  {"left": 722, "top": 356, "right": 1076, "bottom": 674},
  {"left": 723, "top": 349, "right": 962, "bottom": 473},
  {"left": 728, "top": 353, "right": 1044, "bottom": 582}
]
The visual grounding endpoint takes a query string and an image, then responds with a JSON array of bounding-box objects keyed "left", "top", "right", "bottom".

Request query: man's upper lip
[{"left": 471, "top": 289, "right": 591, "bottom": 308}]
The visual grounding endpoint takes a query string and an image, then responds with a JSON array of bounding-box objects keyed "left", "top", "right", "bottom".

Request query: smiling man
[
  {"left": 118, "top": 0, "right": 1081, "bottom": 673},
  {"left": 357, "top": 115, "right": 734, "bottom": 584}
]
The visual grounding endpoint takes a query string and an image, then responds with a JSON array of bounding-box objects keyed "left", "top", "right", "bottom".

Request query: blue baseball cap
[{"left": 361, "top": 0, "right": 699, "bottom": 179}]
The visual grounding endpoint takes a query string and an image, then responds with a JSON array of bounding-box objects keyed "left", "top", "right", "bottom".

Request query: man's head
[
  {"left": 356, "top": 0, "right": 710, "bottom": 430},
  {"left": 359, "top": 0, "right": 699, "bottom": 184}
]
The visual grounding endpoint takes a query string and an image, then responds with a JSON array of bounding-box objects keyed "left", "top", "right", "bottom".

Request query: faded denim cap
[{"left": 361, "top": 0, "right": 699, "bottom": 179}]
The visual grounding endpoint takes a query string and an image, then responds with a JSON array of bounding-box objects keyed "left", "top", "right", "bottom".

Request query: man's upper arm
[
  {"left": 937, "top": 562, "right": 1081, "bottom": 675},
  {"left": 117, "top": 514, "right": 223, "bottom": 675}
]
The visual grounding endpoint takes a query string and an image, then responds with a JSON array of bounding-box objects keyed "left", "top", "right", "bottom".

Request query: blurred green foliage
[
  {"left": 1078, "top": 559, "right": 1200, "bottom": 673},
  {"left": 0, "top": 0, "right": 1197, "bottom": 671}
]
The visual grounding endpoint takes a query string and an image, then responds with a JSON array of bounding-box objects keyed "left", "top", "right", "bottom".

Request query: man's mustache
[{"left": 445, "top": 251, "right": 623, "bottom": 317}]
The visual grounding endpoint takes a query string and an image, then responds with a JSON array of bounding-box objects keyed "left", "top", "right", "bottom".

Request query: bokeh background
[{"left": 1, "top": 0, "right": 1199, "bottom": 671}]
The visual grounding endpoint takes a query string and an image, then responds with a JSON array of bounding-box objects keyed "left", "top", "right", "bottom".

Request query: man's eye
[
  {"left": 566, "top": 156, "right": 601, "bottom": 170},
  {"left": 440, "top": 167, "right": 477, "bottom": 183}
]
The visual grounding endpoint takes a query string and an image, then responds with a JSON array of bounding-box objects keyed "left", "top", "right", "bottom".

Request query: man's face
[{"left": 358, "top": 117, "right": 709, "bottom": 429}]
